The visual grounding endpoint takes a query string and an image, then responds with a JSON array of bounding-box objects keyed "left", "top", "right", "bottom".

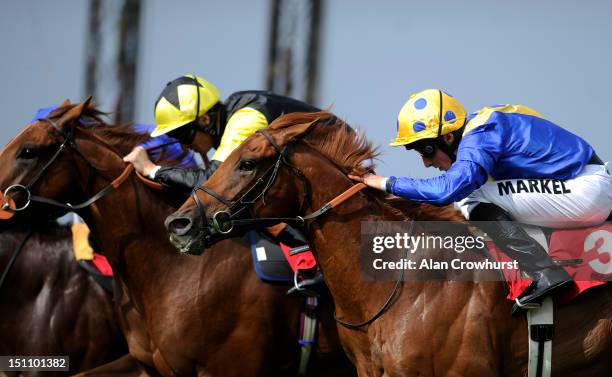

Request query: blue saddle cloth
[{"left": 247, "top": 231, "right": 294, "bottom": 283}]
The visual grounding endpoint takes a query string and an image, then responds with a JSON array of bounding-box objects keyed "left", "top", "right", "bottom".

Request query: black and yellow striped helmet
[{"left": 151, "top": 74, "right": 220, "bottom": 137}]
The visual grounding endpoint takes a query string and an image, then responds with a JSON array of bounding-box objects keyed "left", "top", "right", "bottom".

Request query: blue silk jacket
[{"left": 389, "top": 105, "right": 595, "bottom": 205}]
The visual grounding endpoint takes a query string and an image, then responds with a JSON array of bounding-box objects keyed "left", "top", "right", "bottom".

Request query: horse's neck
[
  {"left": 304, "top": 172, "right": 400, "bottom": 314},
  {"left": 0, "top": 228, "right": 77, "bottom": 298},
  {"left": 79, "top": 171, "right": 178, "bottom": 290},
  {"left": 303, "top": 171, "right": 503, "bottom": 322},
  {"left": 80, "top": 170, "right": 264, "bottom": 326}
]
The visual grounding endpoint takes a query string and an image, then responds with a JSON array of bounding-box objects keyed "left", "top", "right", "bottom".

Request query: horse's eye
[
  {"left": 17, "top": 146, "right": 39, "bottom": 160},
  {"left": 238, "top": 159, "right": 257, "bottom": 171}
]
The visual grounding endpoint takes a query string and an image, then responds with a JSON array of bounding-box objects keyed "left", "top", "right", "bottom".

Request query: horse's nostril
[{"left": 168, "top": 217, "right": 193, "bottom": 236}]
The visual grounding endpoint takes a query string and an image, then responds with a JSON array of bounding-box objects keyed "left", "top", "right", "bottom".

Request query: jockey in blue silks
[{"left": 350, "top": 89, "right": 612, "bottom": 308}]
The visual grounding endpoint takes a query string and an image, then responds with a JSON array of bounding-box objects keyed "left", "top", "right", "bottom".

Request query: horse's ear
[
  {"left": 58, "top": 96, "right": 93, "bottom": 127},
  {"left": 278, "top": 120, "right": 318, "bottom": 145},
  {"left": 61, "top": 99, "right": 71, "bottom": 106}
]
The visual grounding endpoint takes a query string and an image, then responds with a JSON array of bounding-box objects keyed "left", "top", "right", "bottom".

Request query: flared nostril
[{"left": 167, "top": 217, "right": 193, "bottom": 236}]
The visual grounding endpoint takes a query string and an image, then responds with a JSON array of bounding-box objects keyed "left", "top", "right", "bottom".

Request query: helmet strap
[
  {"left": 189, "top": 74, "right": 201, "bottom": 123},
  {"left": 434, "top": 89, "right": 456, "bottom": 162},
  {"left": 435, "top": 122, "right": 465, "bottom": 163},
  {"left": 434, "top": 90, "right": 466, "bottom": 163},
  {"left": 435, "top": 137, "right": 456, "bottom": 163},
  {"left": 190, "top": 74, "right": 224, "bottom": 148},
  {"left": 436, "top": 90, "right": 444, "bottom": 137}
]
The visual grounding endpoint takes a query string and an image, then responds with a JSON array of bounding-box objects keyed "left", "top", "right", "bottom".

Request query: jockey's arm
[
  {"left": 152, "top": 108, "right": 268, "bottom": 190},
  {"left": 388, "top": 130, "right": 499, "bottom": 205},
  {"left": 388, "top": 159, "right": 488, "bottom": 205},
  {"left": 154, "top": 160, "right": 221, "bottom": 190}
]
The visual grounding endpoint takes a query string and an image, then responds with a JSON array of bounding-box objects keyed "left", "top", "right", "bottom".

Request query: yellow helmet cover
[
  {"left": 390, "top": 89, "right": 466, "bottom": 147},
  {"left": 152, "top": 74, "right": 221, "bottom": 137}
]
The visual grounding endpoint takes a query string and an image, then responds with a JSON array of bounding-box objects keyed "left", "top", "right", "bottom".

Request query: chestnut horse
[
  {"left": 166, "top": 111, "right": 612, "bottom": 377},
  {"left": 0, "top": 222, "right": 127, "bottom": 377},
  {"left": 0, "top": 102, "right": 354, "bottom": 377}
]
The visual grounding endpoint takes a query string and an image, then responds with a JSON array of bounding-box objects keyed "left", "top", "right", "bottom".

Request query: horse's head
[
  {"left": 0, "top": 98, "right": 127, "bottom": 222},
  {"left": 165, "top": 111, "right": 375, "bottom": 255}
]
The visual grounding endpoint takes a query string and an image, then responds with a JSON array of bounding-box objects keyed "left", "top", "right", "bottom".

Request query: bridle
[
  {"left": 193, "top": 130, "right": 309, "bottom": 235},
  {"left": 0, "top": 117, "right": 156, "bottom": 215},
  {"left": 0, "top": 115, "right": 132, "bottom": 295},
  {"left": 190, "top": 126, "right": 411, "bottom": 330},
  {"left": 192, "top": 128, "right": 368, "bottom": 236},
  {"left": 2, "top": 117, "right": 80, "bottom": 212},
  {"left": 0, "top": 114, "right": 174, "bottom": 294}
]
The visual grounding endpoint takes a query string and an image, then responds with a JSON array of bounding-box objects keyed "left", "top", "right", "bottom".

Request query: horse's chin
[{"left": 169, "top": 232, "right": 207, "bottom": 256}]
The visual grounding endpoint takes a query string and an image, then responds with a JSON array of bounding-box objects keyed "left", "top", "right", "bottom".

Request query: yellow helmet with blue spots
[
  {"left": 390, "top": 89, "right": 466, "bottom": 147},
  {"left": 151, "top": 74, "right": 221, "bottom": 137}
]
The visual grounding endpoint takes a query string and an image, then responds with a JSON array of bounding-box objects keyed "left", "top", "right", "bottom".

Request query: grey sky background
[{"left": 1, "top": 0, "right": 610, "bottom": 178}]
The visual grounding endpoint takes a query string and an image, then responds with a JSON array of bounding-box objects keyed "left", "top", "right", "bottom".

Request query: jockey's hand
[
  {"left": 348, "top": 173, "right": 387, "bottom": 192},
  {"left": 123, "top": 146, "right": 157, "bottom": 176}
]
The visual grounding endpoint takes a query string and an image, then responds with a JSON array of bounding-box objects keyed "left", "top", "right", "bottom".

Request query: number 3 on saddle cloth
[
  {"left": 487, "top": 223, "right": 611, "bottom": 303},
  {"left": 247, "top": 230, "right": 318, "bottom": 291}
]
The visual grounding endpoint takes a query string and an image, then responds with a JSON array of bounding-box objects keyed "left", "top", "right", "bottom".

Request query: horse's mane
[
  {"left": 269, "top": 111, "right": 377, "bottom": 175},
  {"left": 269, "top": 111, "right": 465, "bottom": 223},
  {"left": 47, "top": 102, "right": 187, "bottom": 166}
]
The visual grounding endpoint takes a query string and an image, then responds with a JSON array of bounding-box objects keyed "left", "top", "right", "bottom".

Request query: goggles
[
  {"left": 406, "top": 139, "right": 437, "bottom": 158},
  {"left": 167, "top": 122, "right": 198, "bottom": 145}
]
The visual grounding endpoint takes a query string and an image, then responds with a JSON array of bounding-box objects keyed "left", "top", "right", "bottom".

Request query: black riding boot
[{"left": 471, "top": 203, "right": 573, "bottom": 307}]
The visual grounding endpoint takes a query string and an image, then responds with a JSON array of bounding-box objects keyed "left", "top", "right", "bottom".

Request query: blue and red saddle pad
[{"left": 247, "top": 231, "right": 317, "bottom": 282}]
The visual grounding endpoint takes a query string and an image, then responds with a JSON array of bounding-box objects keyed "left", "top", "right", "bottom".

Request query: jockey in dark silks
[
  {"left": 123, "top": 74, "right": 319, "bottom": 243},
  {"left": 351, "top": 89, "right": 612, "bottom": 308}
]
